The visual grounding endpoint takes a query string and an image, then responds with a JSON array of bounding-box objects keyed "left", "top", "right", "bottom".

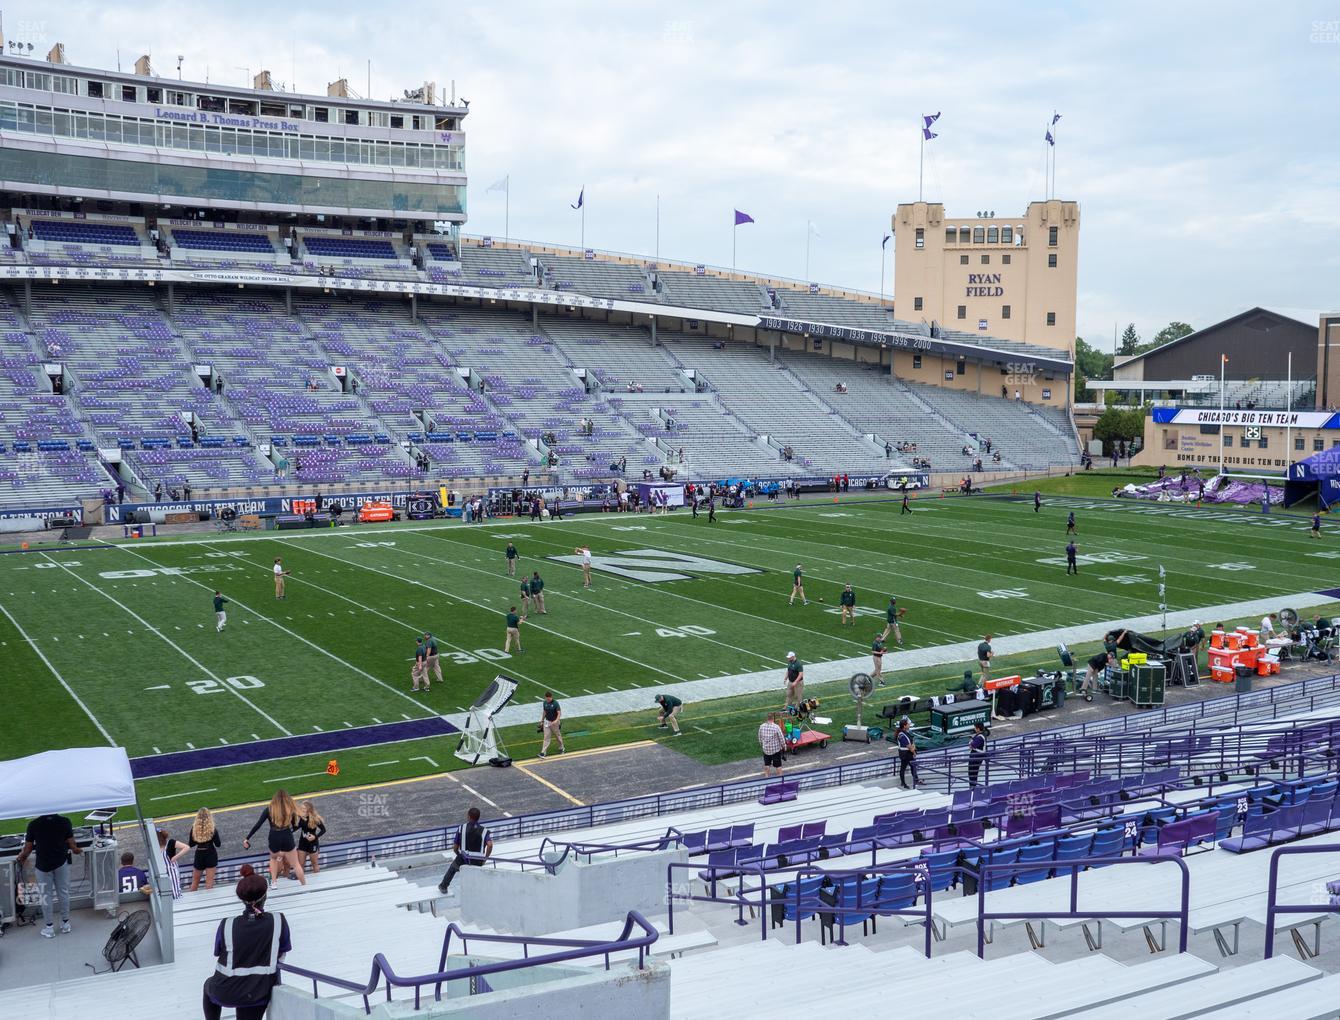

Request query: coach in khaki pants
[{"left": 424, "top": 633, "right": 444, "bottom": 686}]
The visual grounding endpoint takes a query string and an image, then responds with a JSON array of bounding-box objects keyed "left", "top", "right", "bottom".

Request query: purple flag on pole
[
  {"left": 923, "top": 111, "right": 941, "bottom": 128},
  {"left": 1045, "top": 129, "right": 1054, "bottom": 146},
  {"left": 1051, "top": 111, "right": 1061, "bottom": 125},
  {"left": 733, "top": 209, "right": 754, "bottom": 226},
  {"left": 571, "top": 187, "right": 584, "bottom": 210},
  {"left": 882, "top": 233, "right": 891, "bottom": 248},
  {"left": 922, "top": 127, "right": 938, "bottom": 141}
]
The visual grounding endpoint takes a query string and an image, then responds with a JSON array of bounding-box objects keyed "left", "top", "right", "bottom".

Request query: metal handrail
[
  {"left": 971, "top": 855, "right": 1192, "bottom": 958},
  {"left": 789, "top": 863, "right": 934, "bottom": 956},
  {"left": 280, "top": 909, "right": 659, "bottom": 1014},
  {"left": 1262, "top": 842, "right": 1340, "bottom": 959}
]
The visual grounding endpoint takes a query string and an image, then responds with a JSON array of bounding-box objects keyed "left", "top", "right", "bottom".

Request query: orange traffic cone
[{"left": 326, "top": 759, "right": 340, "bottom": 776}]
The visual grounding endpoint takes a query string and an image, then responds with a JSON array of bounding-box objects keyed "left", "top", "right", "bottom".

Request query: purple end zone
[
  {"left": 1315, "top": 588, "right": 1340, "bottom": 600},
  {"left": 131, "top": 716, "right": 459, "bottom": 779}
]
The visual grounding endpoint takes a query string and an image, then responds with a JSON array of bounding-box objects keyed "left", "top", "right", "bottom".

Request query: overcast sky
[{"left": 17, "top": 1, "right": 1340, "bottom": 348}]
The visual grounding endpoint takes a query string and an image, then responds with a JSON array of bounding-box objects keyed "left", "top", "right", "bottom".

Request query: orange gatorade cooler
[
  {"left": 1210, "top": 630, "right": 1225, "bottom": 649},
  {"left": 1210, "top": 664, "right": 1235, "bottom": 683},
  {"left": 1242, "top": 630, "right": 1259, "bottom": 649},
  {"left": 1225, "top": 632, "right": 1243, "bottom": 651}
]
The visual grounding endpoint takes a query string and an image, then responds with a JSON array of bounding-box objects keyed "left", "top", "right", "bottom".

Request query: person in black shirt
[
  {"left": 437, "top": 807, "right": 494, "bottom": 894},
  {"left": 896, "top": 719, "right": 920, "bottom": 788},
  {"left": 297, "top": 801, "right": 327, "bottom": 875},
  {"left": 1065, "top": 540, "right": 1079, "bottom": 575},
  {"left": 203, "top": 871, "right": 292, "bottom": 1020},
  {"left": 188, "top": 807, "right": 223, "bottom": 892},
  {"left": 967, "top": 722, "right": 988, "bottom": 788},
  {"left": 539, "top": 692, "right": 565, "bottom": 757},
  {"left": 243, "top": 789, "right": 306, "bottom": 887},
  {"left": 16, "top": 812, "right": 82, "bottom": 936},
  {"left": 1034, "top": 490, "right": 1042, "bottom": 513}
]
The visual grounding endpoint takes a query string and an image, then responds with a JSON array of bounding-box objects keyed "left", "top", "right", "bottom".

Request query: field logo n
[{"left": 545, "top": 548, "right": 762, "bottom": 583}]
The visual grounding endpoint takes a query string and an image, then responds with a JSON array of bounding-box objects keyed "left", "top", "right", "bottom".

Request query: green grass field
[{"left": 2, "top": 491, "right": 1334, "bottom": 819}]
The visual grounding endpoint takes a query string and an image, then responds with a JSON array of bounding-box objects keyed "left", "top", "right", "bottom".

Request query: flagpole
[
  {"left": 805, "top": 220, "right": 811, "bottom": 281},
  {"left": 504, "top": 176, "right": 510, "bottom": 243},
  {"left": 918, "top": 124, "right": 924, "bottom": 202},
  {"left": 655, "top": 194, "right": 660, "bottom": 262},
  {"left": 732, "top": 223, "right": 737, "bottom": 272},
  {"left": 581, "top": 202, "right": 585, "bottom": 251},
  {"left": 879, "top": 243, "right": 885, "bottom": 307},
  {"left": 1219, "top": 354, "right": 1226, "bottom": 475}
]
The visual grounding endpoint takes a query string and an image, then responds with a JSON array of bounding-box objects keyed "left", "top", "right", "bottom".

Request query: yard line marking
[
  {"left": 144, "top": 684, "right": 171, "bottom": 691},
  {"left": 622, "top": 631, "right": 642, "bottom": 636},
  {"left": 115, "top": 543, "right": 436, "bottom": 721},
  {"left": 407, "top": 533, "right": 782, "bottom": 668},
  {"left": 202, "top": 541, "right": 562, "bottom": 700},
  {"left": 368, "top": 760, "right": 400, "bottom": 768},
  {"left": 263, "top": 771, "right": 330, "bottom": 784},
  {"left": 691, "top": 725, "right": 713, "bottom": 734},
  {"left": 186, "top": 742, "right": 195, "bottom": 749},
  {"left": 372, "top": 717, "right": 382, "bottom": 724},
  {"left": 0, "top": 598, "right": 130, "bottom": 745},
  {"left": 343, "top": 721, "right": 353, "bottom": 728},
  {"left": 514, "top": 763, "right": 584, "bottom": 806},
  {"left": 449, "top": 776, "right": 506, "bottom": 813},
  {"left": 583, "top": 688, "right": 596, "bottom": 694},
  {"left": 150, "top": 788, "right": 216, "bottom": 801},
  {"left": 313, "top": 725, "right": 323, "bottom": 732},
  {"left": 401, "top": 713, "right": 413, "bottom": 720},
  {"left": 39, "top": 550, "right": 293, "bottom": 736},
  {"left": 279, "top": 542, "right": 587, "bottom": 694},
  {"left": 251, "top": 733, "right": 260, "bottom": 740},
  {"left": 218, "top": 737, "right": 229, "bottom": 745},
  {"left": 152, "top": 746, "right": 162, "bottom": 754},
  {"left": 409, "top": 755, "right": 439, "bottom": 768}
]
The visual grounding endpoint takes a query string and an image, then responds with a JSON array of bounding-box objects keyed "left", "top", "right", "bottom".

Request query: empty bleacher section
[
  {"left": 30, "top": 217, "right": 139, "bottom": 247},
  {"left": 419, "top": 306, "right": 663, "bottom": 480},
  {"left": 901, "top": 379, "right": 1080, "bottom": 468},
  {"left": 638, "top": 397, "right": 794, "bottom": 478},
  {"left": 540, "top": 252, "right": 653, "bottom": 301},
  {"left": 302, "top": 235, "right": 399, "bottom": 261},
  {"left": 538, "top": 318, "right": 688, "bottom": 394},
  {"left": 655, "top": 268, "right": 770, "bottom": 314},
  {"left": 772, "top": 286, "right": 896, "bottom": 330},
  {"left": 166, "top": 227, "right": 277, "bottom": 257},
  {"left": 25, "top": 287, "right": 267, "bottom": 493},
  {"left": 443, "top": 243, "right": 536, "bottom": 287},
  {"left": 297, "top": 296, "right": 534, "bottom": 479},
  {"left": 175, "top": 290, "right": 416, "bottom": 487},
  {"left": 663, "top": 334, "right": 890, "bottom": 474}
]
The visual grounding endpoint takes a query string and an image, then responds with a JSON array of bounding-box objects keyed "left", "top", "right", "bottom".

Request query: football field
[{"left": 1, "top": 492, "right": 1333, "bottom": 816}]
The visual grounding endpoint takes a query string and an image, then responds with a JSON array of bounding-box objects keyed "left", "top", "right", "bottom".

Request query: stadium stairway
[{"left": 667, "top": 939, "right": 1232, "bottom": 1018}]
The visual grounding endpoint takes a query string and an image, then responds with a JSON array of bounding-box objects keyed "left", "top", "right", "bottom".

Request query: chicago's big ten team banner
[{"left": 1151, "top": 407, "right": 1340, "bottom": 430}]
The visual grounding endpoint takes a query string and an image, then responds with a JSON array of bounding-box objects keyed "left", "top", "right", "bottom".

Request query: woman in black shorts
[
  {"left": 296, "top": 801, "right": 326, "bottom": 876},
  {"left": 187, "top": 807, "right": 223, "bottom": 892},
  {"left": 242, "top": 789, "right": 305, "bottom": 887}
]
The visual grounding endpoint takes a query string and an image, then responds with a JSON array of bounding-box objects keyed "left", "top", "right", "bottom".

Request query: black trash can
[{"left": 1234, "top": 664, "right": 1254, "bottom": 694}]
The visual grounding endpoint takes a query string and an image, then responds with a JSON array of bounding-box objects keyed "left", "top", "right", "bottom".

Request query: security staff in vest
[
  {"left": 967, "top": 722, "right": 988, "bottom": 788},
  {"left": 203, "top": 871, "right": 291, "bottom": 1020},
  {"left": 437, "top": 807, "right": 494, "bottom": 894},
  {"left": 896, "top": 718, "right": 920, "bottom": 789}
]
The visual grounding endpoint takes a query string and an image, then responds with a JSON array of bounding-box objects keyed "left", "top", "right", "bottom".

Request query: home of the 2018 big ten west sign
[{"left": 1151, "top": 408, "right": 1340, "bottom": 429}]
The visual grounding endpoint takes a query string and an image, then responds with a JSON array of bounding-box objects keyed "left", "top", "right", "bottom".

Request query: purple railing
[
  {"left": 972, "top": 855, "right": 1191, "bottom": 958},
  {"left": 280, "top": 909, "right": 658, "bottom": 1013},
  {"left": 1262, "top": 842, "right": 1340, "bottom": 959},
  {"left": 195, "top": 674, "right": 1340, "bottom": 888}
]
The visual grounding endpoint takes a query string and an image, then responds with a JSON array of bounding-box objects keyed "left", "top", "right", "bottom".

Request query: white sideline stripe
[
  {"left": 0, "top": 601, "right": 115, "bottom": 745},
  {"left": 111, "top": 542, "right": 433, "bottom": 717},
  {"left": 441, "top": 587, "right": 1340, "bottom": 731},
  {"left": 150, "top": 787, "right": 216, "bottom": 801},
  {"left": 39, "top": 552, "right": 291, "bottom": 737}
]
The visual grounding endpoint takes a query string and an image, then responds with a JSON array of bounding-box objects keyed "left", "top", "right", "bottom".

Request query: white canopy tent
[{"left": 0, "top": 747, "right": 135, "bottom": 818}]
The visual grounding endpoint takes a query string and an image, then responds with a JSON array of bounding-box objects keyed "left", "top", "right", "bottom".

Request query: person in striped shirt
[{"left": 758, "top": 713, "right": 786, "bottom": 778}]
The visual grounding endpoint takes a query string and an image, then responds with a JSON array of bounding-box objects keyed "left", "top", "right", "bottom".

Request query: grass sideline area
[{"left": 1, "top": 491, "right": 1335, "bottom": 824}]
